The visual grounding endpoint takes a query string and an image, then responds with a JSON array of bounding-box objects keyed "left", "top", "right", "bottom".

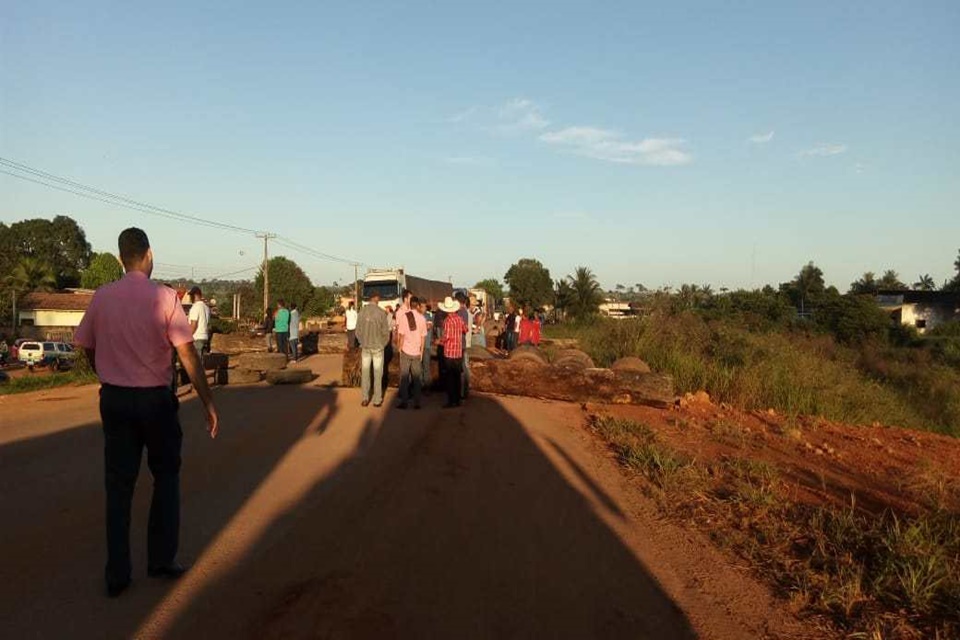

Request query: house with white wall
[
  {"left": 16, "top": 290, "right": 94, "bottom": 340},
  {"left": 876, "top": 290, "right": 960, "bottom": 334}
]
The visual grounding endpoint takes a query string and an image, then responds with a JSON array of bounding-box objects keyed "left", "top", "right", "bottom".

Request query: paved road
[{"left": 0, "top": 355, "right": 814, "bottom": 639}]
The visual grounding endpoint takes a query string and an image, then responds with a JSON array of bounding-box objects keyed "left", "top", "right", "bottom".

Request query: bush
[{"left": 548, "top": 313, "right": 960, "bottom": 435}]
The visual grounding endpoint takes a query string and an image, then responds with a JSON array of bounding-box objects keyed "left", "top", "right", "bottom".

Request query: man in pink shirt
[
  {"left": 75, "top": 227, "right": 219, "bottom": 598},
  {"left": 395, "top": 296, "right": 427, "bottom": 409}
]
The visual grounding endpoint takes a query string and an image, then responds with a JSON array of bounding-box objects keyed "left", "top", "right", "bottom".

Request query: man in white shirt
[
  {"left": 187, "top": 287, "right": 211, "bottom": 356},
  {"left": 345, "top": 301, "right": 358, "bottom": 350},
  {"left": 289, "top": 303, "right": 301, "bottom": 361}
]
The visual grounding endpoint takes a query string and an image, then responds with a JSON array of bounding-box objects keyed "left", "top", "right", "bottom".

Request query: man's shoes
[
  {"left": 106, "top": 579, "right": 130, "bottom": 598},
  {"left": 361, "top": 399, "right": 370, "bottom": 407},
  {"left": 397, "top": 402, "right": 408, "bottom": 410},
  {"left": 373, "top": 402, "right": 383, "bottom": 408},
  {"left": 147, "top": 563, "right": 189, "bottom": 580},
  {"left": 413, "top": 403, "right": 421, "bottom": 410},
  {"left": 442, "top": 403, "right": 460, "bottom": 409}
]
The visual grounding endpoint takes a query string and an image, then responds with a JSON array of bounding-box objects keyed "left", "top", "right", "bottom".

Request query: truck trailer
[{"left": 362, "top": 268, "right": 452, "bottom": 310}]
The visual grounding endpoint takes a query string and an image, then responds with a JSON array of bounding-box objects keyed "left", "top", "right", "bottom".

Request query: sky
[{"left": 2, "top": 0, "right": 958, "bottom": 291}]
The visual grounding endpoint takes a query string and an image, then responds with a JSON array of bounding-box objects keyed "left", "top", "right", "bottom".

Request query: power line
[
  {"left": 0, "top": 157, "right": 259, "bottom": 234},
  {"left": 1, "top": 156, "right": 367, "bottom": 269}
]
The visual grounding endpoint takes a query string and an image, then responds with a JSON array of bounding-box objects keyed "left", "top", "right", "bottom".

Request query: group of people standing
[
  {"left": 500, "top": 306, "right": 542, "bottom": 350},
  {"left": 261, "top": 300, "right": 302, "bottom": 361},
  {"left": 353, "top": 289, "right": 485, "bottom": 410}
]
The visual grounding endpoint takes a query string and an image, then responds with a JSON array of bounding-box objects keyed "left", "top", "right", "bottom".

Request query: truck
[{"left": 362, "top": 268, "right": 453, "bottom": 310}]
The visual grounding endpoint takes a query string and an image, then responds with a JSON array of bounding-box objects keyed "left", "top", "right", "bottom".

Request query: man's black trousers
[
  {"left": 100, "top": 384, "right": 182, "bottom": 585},
  {"left": 443, "top": 356, "right": 463, "bottom": 406}
]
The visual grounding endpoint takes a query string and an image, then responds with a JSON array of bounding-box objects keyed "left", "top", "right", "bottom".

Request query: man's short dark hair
[
  {"left": 118, "top": 228, "right": 150, "bottom": 265},
  {"left": 278, "top": 299, "right": 285, "bottom": 306},
  {"left": 369, "top": 291, "right": 381, "bottom": 300},
  {"left": 290, "top": 302, "right": 297, "bottom": 310},
  {"left": 411, "top": 296, "right": 421, "bottom": 306}
]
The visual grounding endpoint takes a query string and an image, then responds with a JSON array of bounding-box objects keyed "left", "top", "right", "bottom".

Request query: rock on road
[{"left": 0, "top": 355, "right": 819, "bottom": 639}]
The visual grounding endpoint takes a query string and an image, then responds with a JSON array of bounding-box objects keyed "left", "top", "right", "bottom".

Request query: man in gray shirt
[{"left": 355, "top": 292, "right": 390, "bottom": 407}]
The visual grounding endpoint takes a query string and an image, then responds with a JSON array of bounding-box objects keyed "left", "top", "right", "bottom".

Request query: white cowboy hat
[{"left": 438, "top": 296, "right": 460, "bottom": 313}]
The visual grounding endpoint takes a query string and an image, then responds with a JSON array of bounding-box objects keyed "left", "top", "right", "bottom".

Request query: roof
[
  {"left": 876, "top": 290, "right": 960, "bottom": 305},
  {"left": 18, "top": 291, "right": 94, "bottom": 312}
]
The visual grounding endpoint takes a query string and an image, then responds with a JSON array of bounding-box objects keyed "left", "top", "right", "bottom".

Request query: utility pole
[
  {"left": 256, "top": 233, "right": 276, "bottom": 317},
  {"left": 352, "top": 262, "right": 360, "bottom": 306}
]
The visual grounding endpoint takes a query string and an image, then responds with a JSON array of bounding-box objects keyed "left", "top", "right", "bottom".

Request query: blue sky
[{"left": 3, "top": 1, "right": 958, "bottom": 291}]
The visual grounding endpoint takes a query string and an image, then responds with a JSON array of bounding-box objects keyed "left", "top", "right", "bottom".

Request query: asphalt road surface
[{"left": 0, "top": 355, "right": 816, "bottom": 639}]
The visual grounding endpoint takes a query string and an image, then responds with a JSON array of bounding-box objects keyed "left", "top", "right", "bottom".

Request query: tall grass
[{"left": 552, "top": 313, "right": 960, "bottom": 435}]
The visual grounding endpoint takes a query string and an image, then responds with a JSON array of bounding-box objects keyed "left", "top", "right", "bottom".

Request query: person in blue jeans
[{"left": 355, "top": 292, "right": 390, "bottom": 407}]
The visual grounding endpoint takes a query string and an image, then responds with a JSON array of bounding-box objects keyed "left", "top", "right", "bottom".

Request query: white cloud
[
  {"left": 800, "top": 143, "right": 848, "bottom": 157},
  {"left": 540, "top": 126, "right": 692, "bottom": 166},
  {"left": 496, "top": 98, "right": 549, "bottom": 132},
  {"left": 748, "top": 130, "right": 775, "bottom": 144}
]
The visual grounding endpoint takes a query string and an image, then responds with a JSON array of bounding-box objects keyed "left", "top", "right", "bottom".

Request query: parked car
[
  {"left": 17, "top": 341, "right": 44, "bottom": 365},
  {"left": 17, "top": 341, "right": 76, "bottom": 369}
]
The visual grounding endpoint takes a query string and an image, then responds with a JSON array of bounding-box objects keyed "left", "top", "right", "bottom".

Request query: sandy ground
[{"left": 0, "top": 354, "right": 823, "bottom": 639}]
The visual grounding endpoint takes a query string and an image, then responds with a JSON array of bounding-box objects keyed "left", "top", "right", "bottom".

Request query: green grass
[
  {"left": 588, "top": 415, "right": 960, "bottom": 637},
  {"left": 0, "top": 370, "right": 98, "bottom": 395},
  {"left": 547, "top": 314, "right": 960, "bottom": 436}
]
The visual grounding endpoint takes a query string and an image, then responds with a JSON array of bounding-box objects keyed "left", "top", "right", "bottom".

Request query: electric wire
[{"left": 1, "top": 157, "right": 367, "bottom": 269}]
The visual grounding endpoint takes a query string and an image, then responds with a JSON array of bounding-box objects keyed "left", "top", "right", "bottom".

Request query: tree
[
  {"left": 849, "top": 271, "right": 879, "bottom": 295},
  {"left": 80, "top": 252, "right": 123, "bottom": 289},
  {"left": 914, "top": 274, "right": 936, "bottom": 291},
  {"left": 303, "top": 285, "right": 337, "bottom": 316},
  {"left": 566, "top": 267, "right": 604, "bottom": 321},
  {"left": 1, "top": 216, "right": 92, "bottom": 288},
  {"left": 473, "top": 278, "right": 505, "bottom": 304},
  {"left": 781, "top": 261, "right": 825, "bottom": 312},
  {"left": 7, "top": 257, "right": 58, "bottom": 292},
  {"left": 944, "top": 249, "right": 960, "bottom": 292},
  {"left": 553, "top": 279, "right": 574, "bottom": 321},
  {"left": 254, "top": 256, "right": 314, "bottom": 310},
  {"left": 503, "top": 258, "right": 553, "bottom": 310},
  {"left": 878, "top": 269, "right": 907, "bottom": 291}
]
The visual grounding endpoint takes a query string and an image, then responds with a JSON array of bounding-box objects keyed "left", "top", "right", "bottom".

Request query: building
[
  {"left": 876, "top": 290, "right": 960, "bottom": 334},
  {"left": 16, "top": 290, "right": 94, "bottom": 341}
]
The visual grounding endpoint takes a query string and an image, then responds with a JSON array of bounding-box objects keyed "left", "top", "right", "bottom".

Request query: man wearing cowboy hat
[{"left": 436, "top": 295, "right": 467, "bottom": 408}]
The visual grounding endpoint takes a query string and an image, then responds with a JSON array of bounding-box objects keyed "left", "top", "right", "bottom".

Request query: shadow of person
[
  {"left": 0, "top": 383, "right": 340, "bottom": 639},
  {"left": 150, "top": 393, "right": 697, "bottom": 639}
]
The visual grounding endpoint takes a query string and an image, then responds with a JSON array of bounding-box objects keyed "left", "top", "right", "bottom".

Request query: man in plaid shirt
[{"left": 437, "top": 296, "right": 467, "bottom": 408}]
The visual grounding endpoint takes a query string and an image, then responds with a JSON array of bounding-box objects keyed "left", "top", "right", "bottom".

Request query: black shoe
[
  {"left": 442, "top": 403, "right": 459, "bottom": 409},
  {"left": 397, "top": 402, "right": 408, "bottom": 410},
  {"left": 414, "top": 403, "right": 421, "bottom": 410},
  {"left": 361, "top": 399, "right": 370, "bottom": 407},
  {"left": 148, "top": 563, "right": 188, "bottom": 579},
  {"left": 106, "top": 579, "right": 130, "bottom": 598}
]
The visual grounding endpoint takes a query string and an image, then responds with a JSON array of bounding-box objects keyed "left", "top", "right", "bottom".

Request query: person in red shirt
[
  {"left": 519, "top": 312, "right": 541, "bottom": 346},
  {"left": 436, "top": 296, "right": 467, "bottom": 408},
  {"left": 74, "top": 228, "right": 219, "bottom": 598}
]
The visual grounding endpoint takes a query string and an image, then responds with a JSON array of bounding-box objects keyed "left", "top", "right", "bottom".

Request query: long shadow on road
[
  {"left": 0, "top": 384, "right": 339, "bottom": 639},
  {"left": 0, "top": 385, "right": 696, "bottom": 638},
  {"left": 152, "top": 393, "right": 697, "bottom": 639}
]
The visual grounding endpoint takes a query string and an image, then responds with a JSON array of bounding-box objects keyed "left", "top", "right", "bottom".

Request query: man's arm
[{"left": 175, "top": 342, "right": 220, "bottom": 439}]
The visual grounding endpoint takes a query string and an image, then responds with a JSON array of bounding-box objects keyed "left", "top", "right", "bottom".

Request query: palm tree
[
  {"left": 914, "top": 274, "right": 936, "bottom": 291},
  {"left": 7, "top": 257, "right": 57, "bottom": 292},
  {"left": 567, "top": 266, "right": 604, "bottom": 321},
  {"left": 553, "top": 279, "right": 574, "bottom": 322}
]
